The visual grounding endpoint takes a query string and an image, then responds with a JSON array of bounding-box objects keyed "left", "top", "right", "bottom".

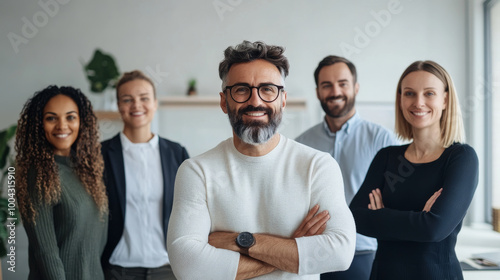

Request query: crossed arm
[
  {"left": 208, "top": 204, "right": 330, "bottom": 279},
  {"left": 367, "top": 187, "right": 443, "bottom": 212},
  {"left": 350, "top": 145, "right": 479, "bottom": 242}
]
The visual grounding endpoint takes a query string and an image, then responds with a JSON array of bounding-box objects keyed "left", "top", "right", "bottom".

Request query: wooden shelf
[
  {"left": 95, "top": 96, "right": 307, "bottom": 121},
  {"left": 95, "top": 111, "right": 121, "bottom": 120},
  {"left": 158, "top": 96, "right": 307, "bottom": 109}
]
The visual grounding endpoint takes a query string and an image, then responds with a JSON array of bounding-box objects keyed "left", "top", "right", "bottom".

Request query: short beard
[
  {"left": 227, "top": 104, "right": 282, "bottom": 145},
  {"left": 320, "top": 95, "right": 356, "bottom": 119}
]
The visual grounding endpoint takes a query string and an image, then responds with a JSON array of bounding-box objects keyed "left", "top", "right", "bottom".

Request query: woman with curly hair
[{"left": 15, "top": 85, "right": 108, "bottom": 279}]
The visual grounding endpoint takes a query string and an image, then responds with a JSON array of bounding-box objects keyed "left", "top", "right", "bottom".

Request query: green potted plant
[
  {"left": 83, "top": 49, "right": 120, "bottom": 110},
  {"left": 84, "top": 49, "right": 120, "bottom": 93},
  {"left": 187, "top": 78, "right": 197, "bottom": 96}
]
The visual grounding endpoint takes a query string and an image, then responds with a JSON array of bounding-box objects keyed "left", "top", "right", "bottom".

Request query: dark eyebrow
[
  {"left": 229, "top": 82, "right": 280, "bottom": 87},
  {"left": 43, "top": 111, "right": 78, "bottom": 116}
]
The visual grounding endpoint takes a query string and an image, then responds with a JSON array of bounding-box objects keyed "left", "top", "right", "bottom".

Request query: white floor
[{"left": 457, "top": 224, "right": 500, "bottom": 280}]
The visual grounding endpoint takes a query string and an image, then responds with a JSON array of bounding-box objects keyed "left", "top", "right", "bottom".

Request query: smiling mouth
[
  {"left": 54, "top": 133, "right": 70, "bottom": 138},
  {"left": 246, "top": 112, "right": 266, "bottom": 117},
  {"left": 326, "top": 96, "right": 345, "bottom": 103},
  {"left": 131, "top": 112, "right": 145, "bottom": 116},
  {"left": 412, "top": 111, "right": 429, "bottom": 116}
]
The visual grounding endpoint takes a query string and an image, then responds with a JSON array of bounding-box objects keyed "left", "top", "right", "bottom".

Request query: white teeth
[
  {"left": 131, "top": 112, "right": 144, "bottom": 116},
  {"left": 247, "top": 112, "right": 265, "bottom": 116},
  {"left": 413, "top": 111, "right": 428, "bottom": 116},
  {"left": 55, "top": 134, "right": 69, "bottom": 138}
]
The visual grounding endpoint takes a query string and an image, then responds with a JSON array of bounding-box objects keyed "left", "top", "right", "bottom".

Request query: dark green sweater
[{"left": 24, "top": 155, "right": 108, "bottom": 280}]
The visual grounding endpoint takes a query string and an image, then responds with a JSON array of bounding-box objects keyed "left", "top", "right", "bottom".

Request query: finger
[
  {"left": 316, "top": 222, "right": 327, "bottom": 235},
  {"left": 423, "top": 189, "right": 442, "bottom": 212},
  {"left": 294, "top": 204, "right": 320, "bottom": 234},
  {"left": 372, "top": 190, "right": 383, "bottom": 209},
  {"left": 376, "top": 189, "right": 385, "bottom": 208},
  {"left": 369, "top": 193, "right": 376, "bottom": 210},
  {"left": 300, "top": 205, "right": 319, "bottom": 231},
  {"left": 303, "top": 204, "right": 320, "bottom": 225},
  {"left": 303, "top": 213, "right": 330, "bottom": 236},
  {"left": 429, "top": 190, "right": 442, "bottom": 201},
  {"left": 300, "top": 210, "right": 329, "bottom": 236},
  {"left": 423, "top": 198, "right": 434, "bottom": 211},
  {"left": 375, "top": 188, "right": 384, "bottom": 207}
]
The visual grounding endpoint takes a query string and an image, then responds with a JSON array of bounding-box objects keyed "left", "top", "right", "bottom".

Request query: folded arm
[
  {"left": 350, "top": 145, "right": 479, "bottom": 242},
  {"left": 209, "top": 204, "right": 330, "bottom": 278}
]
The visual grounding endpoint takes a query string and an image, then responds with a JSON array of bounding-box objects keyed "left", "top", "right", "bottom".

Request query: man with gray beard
[{"left": 167, "top": 41, "right": 356, "bottom": 279}]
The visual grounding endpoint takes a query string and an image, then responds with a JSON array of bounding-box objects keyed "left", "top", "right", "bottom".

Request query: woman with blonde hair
[
  {"left": 101, "top": 70, "right": 189, "bottom": 279},
  {"left": 16, "top": 85, "right": 108, "bottom": 279},
  {"left": 350, "top": 60, "right": 478, "bottom": 280}
]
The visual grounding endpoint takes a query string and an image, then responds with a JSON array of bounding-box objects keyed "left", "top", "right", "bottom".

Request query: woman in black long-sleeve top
[{"left": 350, "top": 60, "right": 478, "bottom": 280}]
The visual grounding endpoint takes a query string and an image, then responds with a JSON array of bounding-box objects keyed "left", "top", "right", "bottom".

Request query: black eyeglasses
[{"left": 225, "top": 83, "right": 284, "bottom": 103}]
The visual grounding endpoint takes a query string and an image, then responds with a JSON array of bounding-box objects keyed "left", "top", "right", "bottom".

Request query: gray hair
[{"left": 218, "top": 40, "right": 290, "bottom": 90}]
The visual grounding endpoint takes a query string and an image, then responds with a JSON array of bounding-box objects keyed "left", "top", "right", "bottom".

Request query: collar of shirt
[
  {"left": 120, "top": 131, "right": 159, "bottom": 151},
  {"left": 322, "top": 112, "right": 361, "bottom": 137}
]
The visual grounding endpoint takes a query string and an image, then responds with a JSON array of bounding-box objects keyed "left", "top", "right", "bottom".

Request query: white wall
[
  {"left": 1, "top": 0, "right": 467, "bottom": 132},
  {"left": 491, "top": 1, "right": 500, "bottom": 210},
  {"left": 0, "top": 0, "right": 471, "bottom": 158},
  {"left": 0, "top": 0, "right": 476, "bottom": 278}
]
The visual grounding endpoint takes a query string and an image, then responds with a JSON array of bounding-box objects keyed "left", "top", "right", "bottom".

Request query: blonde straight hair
[{"left": 395, "top": 60, "right": 465, "bottom": 147}]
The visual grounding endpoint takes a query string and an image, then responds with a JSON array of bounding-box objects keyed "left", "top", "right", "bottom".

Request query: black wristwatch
[{"left": 236, "top": 232, "right": 255, "bottom": 255}]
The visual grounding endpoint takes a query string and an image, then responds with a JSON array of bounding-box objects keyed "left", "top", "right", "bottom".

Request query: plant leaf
[
  {"left": 0, "top": 125, "right": 16, "bottom": 169},
  {"left": 84, "top": 49, "right": 120, "bottom": 93}
]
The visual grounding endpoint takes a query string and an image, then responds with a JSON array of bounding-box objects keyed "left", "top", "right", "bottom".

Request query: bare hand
[
  {"left": 423, "top": 188, "right": 442, "bottom": 212},
  {"left": 368, "top": 188, "right": 384, "bottom": 210},
  {"left": 208, "top": 231, "right": 239, "bottom": 252},
  {"left": 292, "top": 204, "right": 330, "bottom": 238}
]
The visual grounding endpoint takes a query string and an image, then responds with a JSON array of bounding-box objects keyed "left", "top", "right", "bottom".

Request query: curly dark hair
[
  {"left": 218, "top": 40, "right": 290, "bottom": 89},
  {"left": 15, "top": 85, "right": 108, "bottom": 223}
]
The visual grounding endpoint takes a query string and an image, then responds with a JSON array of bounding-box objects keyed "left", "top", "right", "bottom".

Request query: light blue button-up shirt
[{"left": 296, "top": 112, "right": 399, "bottom": 251}]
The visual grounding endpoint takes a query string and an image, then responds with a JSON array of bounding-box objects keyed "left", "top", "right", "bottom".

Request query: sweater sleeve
[
  {"left": 24, "top": 202, "right": 66, "bottom": 279},
  {"left": 295, "top": 153, "right": 356, "bottom": 275},
  {"left": 350, "top": 145, "right": 479, "bottom": 242},
  {"left": 166, "top": 160, "right": 240, "bottom": 280}
]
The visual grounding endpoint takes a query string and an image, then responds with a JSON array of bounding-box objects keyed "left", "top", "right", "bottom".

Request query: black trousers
[
  {"left": 104, "top": 264, "right": 176, "bottom": 280},
  {"left": 321, "top": 251, "right": 375, "bottom": 280}
]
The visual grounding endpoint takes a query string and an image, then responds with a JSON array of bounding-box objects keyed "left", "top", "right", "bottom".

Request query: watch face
[{"left": 237, "top": 232, "right": 255, "bottom": 248}]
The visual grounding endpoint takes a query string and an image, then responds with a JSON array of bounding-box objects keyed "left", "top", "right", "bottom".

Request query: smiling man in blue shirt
[{"left": 296, "top": 56, "right": 399, "bottom": 280}]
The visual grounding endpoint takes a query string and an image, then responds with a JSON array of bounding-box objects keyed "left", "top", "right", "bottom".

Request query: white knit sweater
[{"left": 167, "top": 136, "right": 355, "bottom": 279}]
